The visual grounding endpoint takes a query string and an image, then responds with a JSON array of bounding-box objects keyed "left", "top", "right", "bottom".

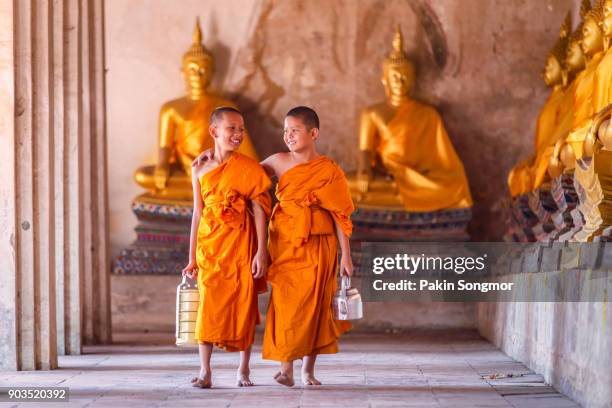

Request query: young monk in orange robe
[
  {"left": 260, "top": 107, "right": 354, "bottom": 386},
  {"left": 192, "top": 106, "right": 355, "bottom": 387},
  {"left": 182, "top": 107, "right": 271, "bottom": 388}
]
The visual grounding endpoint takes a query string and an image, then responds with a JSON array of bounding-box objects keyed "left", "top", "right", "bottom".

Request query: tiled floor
[{"left": 0, "top": 331, "right": 579, "bottom": 408}]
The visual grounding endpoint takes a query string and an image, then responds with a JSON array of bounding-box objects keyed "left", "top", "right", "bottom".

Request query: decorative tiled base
[
  {"left": 113, "top": 194, "right": 193, "bottom": 275},
  {"left": 350, "top": 206, "right": 472, "bottom": 275},
  {"left": 505, "top": 173, "right": 580, "bottom": 243}
]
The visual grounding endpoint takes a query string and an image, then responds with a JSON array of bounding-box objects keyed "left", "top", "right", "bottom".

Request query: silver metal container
[
  {"left": 333, "top": 276, "right": 363, "bottom": 321},
  {"left": 175, "top": 275, "right": 199, "bottom": 346}
]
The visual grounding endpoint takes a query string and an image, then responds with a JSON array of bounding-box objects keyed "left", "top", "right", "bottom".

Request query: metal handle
[
  {"left": 341, "top": 276, "right": 351, "bottom": 297},
  {"left": 180, "top": 274, "right": 197, "bottom": 289}
]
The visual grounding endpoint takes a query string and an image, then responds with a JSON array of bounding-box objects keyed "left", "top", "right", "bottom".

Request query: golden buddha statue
[
  {"left": 565, "top": 0, "right": 606, "bottom": 161},
  {"left": 348, "top": 26, "right": 472, "bottom": 211},
  {"left": 549, "top": 0, "right": 592, "bottom": 177},
  {"left": 134, "top": 19, "right": 258, "bottom": 200},
  {"left": 507, "top": 12, "right": 572, "bottom": 197}
]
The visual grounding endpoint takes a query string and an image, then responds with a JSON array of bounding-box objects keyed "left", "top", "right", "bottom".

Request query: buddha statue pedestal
[
  {"left": 590, "top": 149, "right": 612, "bottom": 240},
  {"left": 112, "top": 194, "right": 192, "bottom": 275},
  {"left": 349, "top": 205, "right": 472, "bottom": 274},
  {"left": 505, "top": 194, "right": 538, "bottom": 242},
  {"left": 547, "top": 172, "right": 580, "bottom": 240},
  {"left": 526, "top": 184, "right": 558, "bottom": 240}
]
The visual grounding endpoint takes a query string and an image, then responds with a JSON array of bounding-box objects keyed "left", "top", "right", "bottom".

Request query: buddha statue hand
[
  {"left": 154, "top": 163, "right": 170, "bottom": 189},
  {"left": 355, "top": 170, "right": 371, "bottom": 193},
  {"left": 548, "top": 138, "right": 565, "bottom": 179}
]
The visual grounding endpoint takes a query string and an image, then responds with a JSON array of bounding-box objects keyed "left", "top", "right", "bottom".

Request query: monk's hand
[
  {"left": 154, "top": 163, "right": 170, "bottom": 189},
  {"left": 340, "top": 253, "right": 353, "bottom": 277},
  {"left": 252, "top": 251, "right": 268, "bottom": 279},
  {"left": 182, "top": 261, "right": 197, "bottom": 279},
  {"left": 191, "top": 148, "right": 214, "bottom": 167}
]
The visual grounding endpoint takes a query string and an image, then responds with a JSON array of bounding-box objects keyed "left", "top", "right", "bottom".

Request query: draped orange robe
[
  {"left": 195, "top": 152, "right": 271, "bottom": 351},
  {"left": 263, "top": 157, "right": 353, "bottom": 362},
  {"left": 508, "top": 86, "right": 566, "bottom": 196},
  {"left": 593, "top": 47, "right": 612, "bottom": 115},
  {"left": 566, "top": 52, "right": 605, "bottom": 159},
  {"left": 376, "top": 99, "right": 472, "bottom": 211},
  {"left": 532, "top": 81, "right": 576, "bottom": 189}
]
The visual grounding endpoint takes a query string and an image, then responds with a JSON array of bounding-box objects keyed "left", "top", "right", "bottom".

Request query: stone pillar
[
  {"left": 62, "top": 0, "right": 85, "bottom": 356},
  {"left": 0, "top": 0, "right": 110, "bottom": 369},
  {"left": 0, "top": 0, "right": 18, "bottom": 372},
  {"left": 80, "top": 0, "right": 112, "bottom": 346}
]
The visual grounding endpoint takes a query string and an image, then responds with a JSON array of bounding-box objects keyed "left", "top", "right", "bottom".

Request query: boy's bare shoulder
[{"left": 192, "top": 159, "right": 215, "bottom": 179}]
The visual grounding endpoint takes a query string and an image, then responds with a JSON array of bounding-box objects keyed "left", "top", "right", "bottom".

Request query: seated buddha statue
[
  {"left": 507, "top": 13, "right": 572, "bottom": 197},
  {"left": 549, "top": 0, "right": 591, "bottom": 178},
  {"left": 348, "top": 26, "right": 472, "bottom": 211},
  {"left": 134, "top": 19, "right": 258, "bottom": 200}
]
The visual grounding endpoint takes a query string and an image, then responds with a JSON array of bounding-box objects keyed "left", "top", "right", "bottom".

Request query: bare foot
[
  {"left": 237, "top": 369, "right": 254, "bottom": 387},
  {"left": 192, "top": 371, "right": 212, "bottom": 389},
  {"left": 302, "top": 371, "right": 322, "bottom": 386},
  {"left": 274, "top": 371, "right": 295, "bottom": 387}
]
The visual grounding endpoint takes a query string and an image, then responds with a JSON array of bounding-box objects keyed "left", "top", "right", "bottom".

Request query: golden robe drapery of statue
[{"left": 365, "top": 99, "right": 473, "bottom": 211}]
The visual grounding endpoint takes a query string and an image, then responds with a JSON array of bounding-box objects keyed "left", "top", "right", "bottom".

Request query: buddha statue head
[
  {"left": 182, "top": 18, "right": 214, "bottom": 97},
  {"left": 544, "top": 12, "right": 571, "bottom": 87},
  {"left": 566, "top": 0, "right": 591, "bottom": 74},
  {"left": 382, "top": 26, "right": 416, "bottom": 104},
  {"left": 582, "top": 0, "right": 605, "bottom": 58},
  {"left": 603, "top": 0, "right": 612, "bottom": 48}
]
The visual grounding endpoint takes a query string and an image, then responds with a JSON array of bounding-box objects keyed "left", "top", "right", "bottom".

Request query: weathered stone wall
[
  {"left": 106, "top": 0, "right": 579, "bottom": 252},
  {"left": 477, "top": 245, "right": 612, "bottom": 408}
]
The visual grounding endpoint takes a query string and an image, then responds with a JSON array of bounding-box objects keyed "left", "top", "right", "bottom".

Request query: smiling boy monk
[
  {"left": 182, "top": 106, "right": 271, "bottom": 388},
  {"left": 192, "top": 106, "right": 355, "bottom": 387},
  {"left": 261, "top": 106, "right": 354, "bottom": 386}
]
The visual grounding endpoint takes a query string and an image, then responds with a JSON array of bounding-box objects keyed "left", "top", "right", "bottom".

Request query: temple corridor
[{"left": 0, "top": 332, "right": 578, "bottom": 408}]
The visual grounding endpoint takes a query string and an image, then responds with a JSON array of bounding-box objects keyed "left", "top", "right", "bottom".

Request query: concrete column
[
  {"left": 81, "top": 0, "right": 111, "bottom": 345},
  {"left": 32, "top": 0, "right": 58, "bottom": 370},
  {"left": 63, "top": 0, "right": 84, "bottom": 356},
  {"left": 0, "top": 0, "right": 18, "bottom": 372},
  {"left": 53, "top": 0, "right": 66, "bottom": 356},
  {"left": 91, "top": 0, "right": 112, "bottom": 344},
  {"left": 79, "top": 0, "right": 95, "bottom": 345}
]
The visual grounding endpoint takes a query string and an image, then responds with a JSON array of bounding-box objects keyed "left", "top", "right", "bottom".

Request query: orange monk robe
[
  {"left": 532, "top": 81, "right": 577, "bottom": 189},
  {"left": 566, "top": 52, "right": 605, "bottom": 159},
  {"left": 373, "top": 99, "right": 472, "bottom": 211},
  {"left": 508, "top": 86, "right": 566, "bottom": 197},
  {"left": 195, "top": 152, "right": 271, "bottom": 351},
  {"left": 263, "top": 157, "right": 354, "bottom": 362},
  {"left": 160, "top": 96, "right": 258, "bottom": 168},
  {"left": 593, "top": 47, "right": 612, "bottom": 115}
]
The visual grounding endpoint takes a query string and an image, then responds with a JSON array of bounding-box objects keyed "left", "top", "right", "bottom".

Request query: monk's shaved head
[
  {"left": 286, "top": 106, "right": 320, "bottom": 130},
  {"left": 210, "top": 106, "right": 243, "bottom": 126}
]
